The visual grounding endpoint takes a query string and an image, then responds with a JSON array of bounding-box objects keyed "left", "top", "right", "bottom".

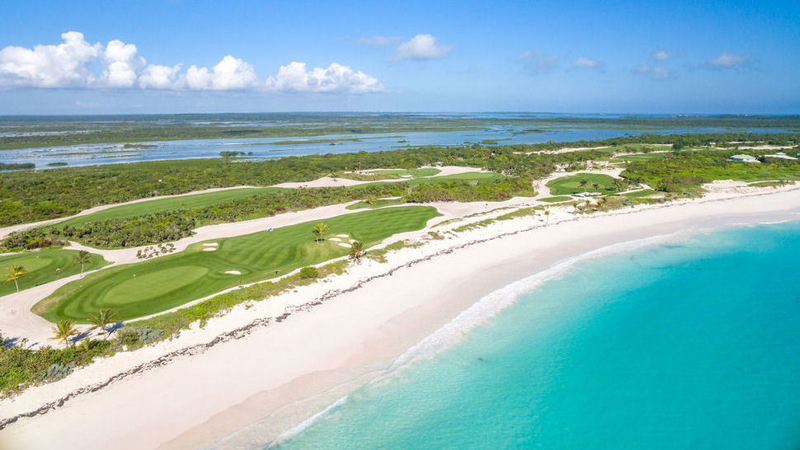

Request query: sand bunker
[
  {"left": 338, "top": 243, "right": 351, "bottom": 248},
  {"left": 224, "top": 270, "right": 241, "bottom": 275},
  {"left": 202, "top": 243, "right": 218, "bottom": 247},
  {"left": 336, "top": 234, "right": 349, "bottom": 238},
  {"left": 328, "top": 237, "right": 341, "bottom": 242},
  {"left": 202, "top": 248, "right": 217, "bottom": 252}
]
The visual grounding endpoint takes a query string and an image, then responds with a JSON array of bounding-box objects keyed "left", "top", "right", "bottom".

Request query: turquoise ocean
[{"left": 281, "top": 221, "right": 800, "bottom": 449}]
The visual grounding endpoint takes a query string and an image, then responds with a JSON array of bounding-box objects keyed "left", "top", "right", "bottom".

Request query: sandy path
[
  {"left": 0, "top": 166, "right": 488, "bottom": 240},
  {"left": 0, "top": 186, "right": 264, "bottom": 240},
  {"left": 3, "top": 186, "right": 800, "bottom": 449},
  {"left": 273, "top": 165, "right": 486, "bottom": 188}
]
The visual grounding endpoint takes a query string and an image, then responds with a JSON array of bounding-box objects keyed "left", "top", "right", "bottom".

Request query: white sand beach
[{"left": 3, "top": 185, "right": 800, "bottom": 449}]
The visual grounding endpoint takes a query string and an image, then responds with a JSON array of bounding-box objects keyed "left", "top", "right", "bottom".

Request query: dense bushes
[
  {"left": 6, "top": 132, "right": 795, "bottom": 227},
  {"left": 2, "top": 177, "right": 534, "bottom": 249}
]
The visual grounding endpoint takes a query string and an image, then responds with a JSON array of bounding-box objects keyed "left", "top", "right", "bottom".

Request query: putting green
[
  {"left": 38, "top": 206, "right": 440, "bottom": 322},
  {"left": 0, "top": 248, "right": 108, "bottom": 297},
  {"left": 546, "top": 173, "right": 620, "bottom": 196},
  {"left": 105, "top": 266, "right": 210, "bottom": 305}
]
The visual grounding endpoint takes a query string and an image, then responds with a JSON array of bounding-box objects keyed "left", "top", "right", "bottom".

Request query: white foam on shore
[{"left": 266, "top": 230, "right": 691, "bottom": 447}]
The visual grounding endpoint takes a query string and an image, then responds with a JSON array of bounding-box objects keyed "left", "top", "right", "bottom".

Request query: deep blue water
[{"left": 281, "top": 222, "right": 800, "bottom": 449}]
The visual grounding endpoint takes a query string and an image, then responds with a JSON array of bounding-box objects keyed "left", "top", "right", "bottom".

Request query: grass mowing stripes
[
  {"left": 37, "top": 206, "right": 440, "bottom": 322},
  {"left": 0, "top": 249, "right": 108, "bottom": 297},
  {"left": 58, "top": 187, "right": 282, "bottom": 228}
]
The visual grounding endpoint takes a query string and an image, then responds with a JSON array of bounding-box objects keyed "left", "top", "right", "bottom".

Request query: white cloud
[
  {"left": 394, "top": 34, "right": 451, "bottom": 61},
  {"left": 101, "top": 40, "right": 145, "bottom": 87},
  {"left": 0, "top": 31, "right": 383, "bottom": 94},
  {"left": 138, "top": 64, "right": 181, "bottom": 89},
  {"left": 358, "top": 36, "right": 402, "bottom": 48},
  {"left": 651, "top": 50, "right": 671, "bottom": 61},
  {"left": 573, "top": 57, "right": 599, "bottom": 68},
  {"left": 633, "top": 64, "right": 671, "bottom": 80},
  {"left": 517, "top": 50, "right": 558, "bottom": 74},
  {"left": 183, "top": 56, "right": 258, "bottom": 90},
  {"left": 0, "top": 31, "right": 101, "bottom": 88},
  {"left": 708, "top": 52, "right": 750, "bottom": 68},
  {"left": 265, "top": 62, "right": 383, "bottom": 93}
]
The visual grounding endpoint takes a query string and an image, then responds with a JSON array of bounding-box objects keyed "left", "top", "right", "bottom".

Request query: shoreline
[{"left": 3, "top": 188, "right": 800, "bottom": 448}]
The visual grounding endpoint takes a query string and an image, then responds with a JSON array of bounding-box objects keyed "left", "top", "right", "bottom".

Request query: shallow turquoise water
[{"left": 282, "top": 222, "right": 800, "bottom": 449}]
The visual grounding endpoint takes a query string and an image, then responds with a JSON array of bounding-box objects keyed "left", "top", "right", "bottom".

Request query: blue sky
[{"left": 0, "top": 0, "right": 798, "bottom": 114}]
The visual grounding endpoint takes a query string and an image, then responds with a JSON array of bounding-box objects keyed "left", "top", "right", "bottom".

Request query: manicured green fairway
[
  {"left": 546, "top": 173, "right": 620, "bottom": 195},
  {"left": 0, "top": 249, "right": 108, "bottom": 297},
  {"left": 538, "top": 196, "right": 573, "bottom": 203},
  {"left": 58, "top": 187, "right": 282, "bottom": 227},
  {"left": 611, "top": 152, "right": 670, "bottom": 162},
  {"left": 37, "top": 206, "right": 440, "bottom": 322}
]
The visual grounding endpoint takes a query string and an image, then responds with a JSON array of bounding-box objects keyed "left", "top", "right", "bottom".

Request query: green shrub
[{"left": 299, "top": 266, "right": 319, "bottom": 279}]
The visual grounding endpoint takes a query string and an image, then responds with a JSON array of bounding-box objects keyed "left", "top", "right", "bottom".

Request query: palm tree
[
  {"left": 73, "top": 250, "right": 91, "bottom": 273},
  {"left": 51, "top": 320, "right": 77, "bottom": 347},
  {"left": 311, "top": 223, "right": 329, "bottom": 242},
  {"left": 544, "top": 209, "right": 551, "bottom": 225},
  {"left": 349, "top": 241, "right": 365, "bottom": 262},
  {"left": 592, "top": 183, "right": 600, "bottom": 192},
  {"left": 579, "top": 179, "right": 589, "bottom": 192},
  {"left": 4, "top": 265, "right": 27, "bottom": 292},
  {"left": 87, "top": 308, "right": 118, "bottom": 339}
]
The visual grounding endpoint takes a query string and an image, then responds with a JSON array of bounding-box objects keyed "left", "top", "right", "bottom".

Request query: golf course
[
  {"left": 0, "top": 249, "right": 108, "bottom": 297},
  {"left": 57, "top": 187, "right": 282, "bottom": 228},
  {"left": 546, "top": 173, "right": 621, "bottom": 195},
  {"left": 36, "top": 206, "right": 440, "bottom": 322}
]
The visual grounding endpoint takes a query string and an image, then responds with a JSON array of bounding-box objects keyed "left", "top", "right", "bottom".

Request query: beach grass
[
  {"left": 0, "top": 249, "right": 108, "bottom": 297},
  {"left": 36, "top": 206, "right": 440, "bottom": 322},
  {"left": 546, "top": 173, "right": 620, "bottom": 195}
]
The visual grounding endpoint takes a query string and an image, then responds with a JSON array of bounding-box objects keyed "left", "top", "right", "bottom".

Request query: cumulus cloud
[
  {"left": 394, "top": 34, "right": 452, "bottom": 60},
  {"left": 0, "top": 31, "right": 101, "bottom": 88},
  {"left": 708, "top": 52, "right": 750, "bottom": 68},
  {"left": 101, "top": 39, "right": 145, "bottom": 87},
  {"left": 651, "top": 49, "right": 672, "bottom": 61},
  {"left": 633, "top": 64, "right": 671, "bottom": 80},
  {"left": 137, "top": 64, "right": 182, "bottom": 89},
  {"left": 517, "top": 50, "right": 558, "bottom": 74},
  {"left": 573, "top": 57, "right": 600, "bottom": 69},
  {"left": 265, "top": 62, "right": 383, "bottom": 93},
  {"left": 183, "top": 56, "right": 258, "bottom": 90},
  {"left": 358, "top": 36, "right": 402, "bottom": 48},
  {"left": 0, "top": 31, "right": 383, "bottom": 94}
]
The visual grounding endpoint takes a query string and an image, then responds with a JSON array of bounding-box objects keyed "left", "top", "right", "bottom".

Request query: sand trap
[
  {"left": 336, "top": 234, "right": 349, "bottom": 238},
  {"left": 328, "top": 237, "right": 341, "bottom": 242},
  {"left": 202, "top": 248, "right": 217, "bottom": 252},
  {"left": 338, "top": 243, "right": 351, "bottom": 248},
  {"left": 202, "top": 243, "right": 218, "bottom": 247},
  {"left": 223, "top": 270, "right": 241, "bottom": 275}
]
